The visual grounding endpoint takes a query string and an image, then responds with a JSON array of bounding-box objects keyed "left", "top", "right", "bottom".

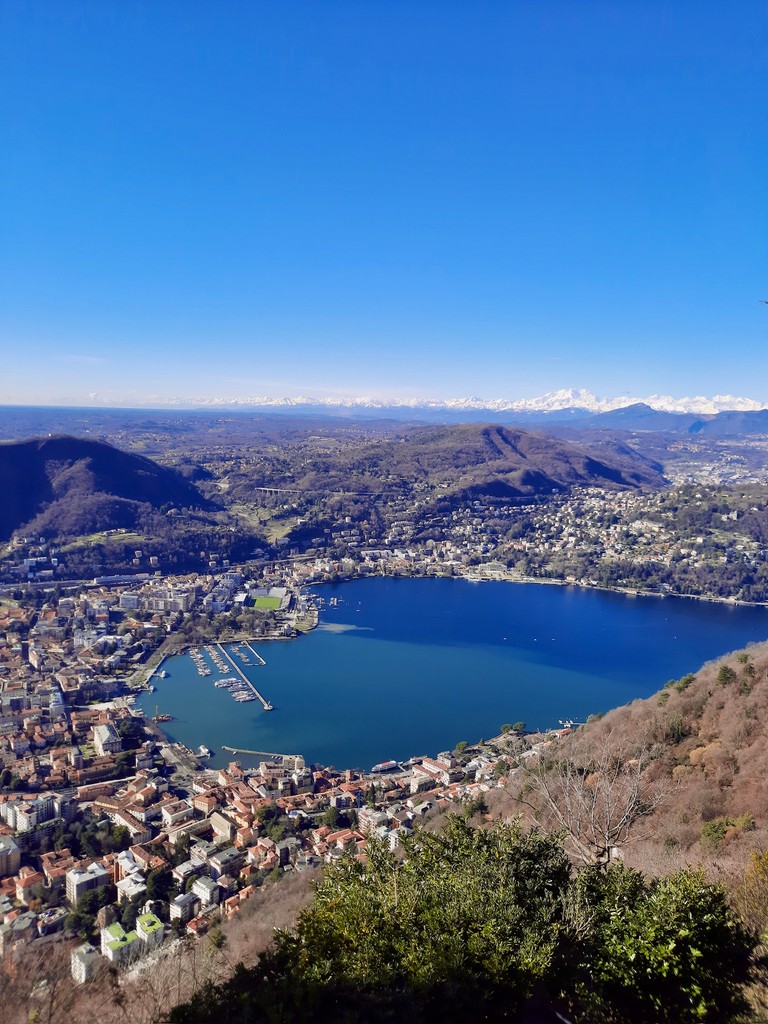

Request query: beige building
[
  {"left": 93, "top": 723, "right": 122, "bottom": 756},
  {"left": 0, "top": 836, "right": 21, "bottom": 877}
]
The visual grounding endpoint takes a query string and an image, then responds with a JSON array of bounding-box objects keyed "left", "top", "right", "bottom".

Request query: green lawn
[
  {"left": 58, "top": 530, "right": 144, "bottom": 552},
  {"left": 254, "top": 596, "right": 281, "bottom": 611}
]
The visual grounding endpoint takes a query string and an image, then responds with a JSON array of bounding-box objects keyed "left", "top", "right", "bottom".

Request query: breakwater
[{"left": 221, "top": 745, "right": 303, "bottom": 768}]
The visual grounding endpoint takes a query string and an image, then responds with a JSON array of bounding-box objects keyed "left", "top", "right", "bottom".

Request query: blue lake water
[{"left": 136, "top": 578, "right": 768, "bottom": 771}]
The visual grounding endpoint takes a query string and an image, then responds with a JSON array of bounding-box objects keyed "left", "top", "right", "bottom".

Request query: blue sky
[{"left": 1, "top": 1, "right": 767, "bottom": 406}]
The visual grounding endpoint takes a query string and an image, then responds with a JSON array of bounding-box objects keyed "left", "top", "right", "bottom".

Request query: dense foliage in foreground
[{"left": 168, "top": 817, "right": 757, "bottom": 1024}]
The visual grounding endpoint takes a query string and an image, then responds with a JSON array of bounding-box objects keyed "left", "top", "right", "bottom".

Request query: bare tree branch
[{"left": 518, "top": 736, "right": 673, "bottom": 866}]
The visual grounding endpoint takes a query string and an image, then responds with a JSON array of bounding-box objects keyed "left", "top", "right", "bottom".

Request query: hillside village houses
[{"left": 5, "top": 478, "right": 767, "bottom": 607}]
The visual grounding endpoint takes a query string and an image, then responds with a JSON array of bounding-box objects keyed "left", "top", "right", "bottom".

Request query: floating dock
[
  {"left": 215, "top": 643, "right": 273, "bottom": 710},
  {"left": 244, "top": 642, "right": 266, "bottom": 667}
]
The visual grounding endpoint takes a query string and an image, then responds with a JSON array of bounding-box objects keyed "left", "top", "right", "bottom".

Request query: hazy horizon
[{"left": 1, "top": 385, "right": 767, "bottom": 419}]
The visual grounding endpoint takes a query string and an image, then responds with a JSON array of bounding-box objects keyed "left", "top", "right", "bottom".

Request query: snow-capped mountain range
[{"left": 179, "top": 388, "right": 767, "bottom": 416}]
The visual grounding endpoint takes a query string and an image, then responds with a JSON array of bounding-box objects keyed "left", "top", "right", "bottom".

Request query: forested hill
[
  {"left": 0, "top": 435, "right": 212, "bottom": 540},
  {"left": 584, "top": 403, "right": 768, "bottom": 435},
  {"left": 221, "top": 422, "right": 666, "bottom": 504},
  {"left": 520, "top": 639, "right": 768, "bottom": 874},
  {"left": 399, "top": 423, "right": 666, "bottom": 497}
]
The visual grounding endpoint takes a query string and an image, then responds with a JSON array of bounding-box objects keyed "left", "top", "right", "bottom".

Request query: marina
[
  {"left": 181, "top": 643, "right": 274, "bottom": 707},
  {"left": 215, "top": 643, "right": 273, "bottom": 710},
  {"left": 189, "top": 647, "right": 211, "bottom": 677}
]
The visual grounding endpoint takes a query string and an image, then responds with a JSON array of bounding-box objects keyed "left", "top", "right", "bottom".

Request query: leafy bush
[
  {"left": 701, "top": 814, "right": 755, "bottom": 850},
  {"left": 168, "top": 820, "right": 756, "bottom": 1024},
  {"left": 571, "top": 866, "right": 754, "bottom": 1023}
]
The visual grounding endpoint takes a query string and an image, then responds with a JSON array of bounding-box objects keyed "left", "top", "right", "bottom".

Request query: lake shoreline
[
  {"left": 137, "top": 576, "right": 768, "bottom": 771},
  {"left": 306, "top": 566, "right": 768, "bottom": 610}
]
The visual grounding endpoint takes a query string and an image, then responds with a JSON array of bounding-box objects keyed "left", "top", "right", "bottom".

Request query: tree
[
  {"left": 321, "top": 805, "right": 344, "bottom": 830},
  {"left": 520, "top": 738, "right": 670, "bottom": 866},
  {"left": 321, "top": 805, "right": 355, "bottom": 831},
  {"left": 167, "top": 818, "right": 755, "bottom": 1024},
  {"left": 171, "top": 817, "right": 571, "bottom": 1023},
  {"left": 717, "top": 664, "right": 737, "bottom": 686},
  {"left": 121, "top": 894, "right": 142, "bottom": 931},
  {"left": 171, "top": 832, "right": 192, "bottom": 866},
  {"left": 117, "top": 715, "right": 146, "bottom": 749},
  {"left": 147, "top": 866, "right": 175, "bottom": 902}
]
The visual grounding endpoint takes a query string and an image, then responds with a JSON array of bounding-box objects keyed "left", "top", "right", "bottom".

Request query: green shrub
[
  {"left": 168, "top": 822, "right": 756, "bottom": 1024},
  {"left": 572, "top": 866, "right": 754, "bottom": 1023},
  {"left": 701, "top": 817, "right": 731, "bottom": 849},
  {"left": 674, "top": 673, "right": 696, "bottom": 693},
  {"left": 717, "top": 665, "right": 737, "bottom": 686},
  {"left": 701, "top": 814, "right": 755, "bottom": 850}
]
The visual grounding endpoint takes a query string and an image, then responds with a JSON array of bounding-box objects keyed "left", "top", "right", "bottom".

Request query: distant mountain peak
[{"left": 172, "top": 389, "right": 767, "bottom": 416}]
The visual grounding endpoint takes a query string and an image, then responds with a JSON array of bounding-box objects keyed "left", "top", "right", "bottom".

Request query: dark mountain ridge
[
  {"left": 271, "top": 422, "right": 668, "bottom": 500},
  {"left": 585, "top": 404, "right": 768, "bottom": 435},
  {"left": 405, "top": 423, "right": 666, "bottom": 495},
  {"left": 0, "top": 435, "right": 211, "bottom": 541}
]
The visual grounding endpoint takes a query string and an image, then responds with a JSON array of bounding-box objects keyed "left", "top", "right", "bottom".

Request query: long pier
[
  {"left": 215, "top": 643, "right": 273, "bottom": 711},
  {"left": 221, "top": 745, "right": 302, "bottom": 765}
]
